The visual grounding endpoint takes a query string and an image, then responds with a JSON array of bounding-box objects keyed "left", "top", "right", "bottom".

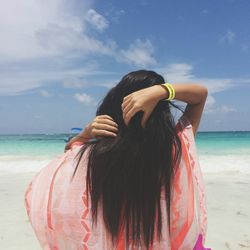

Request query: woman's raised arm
[
  {"left": 154, "top": 83, "right": 208, "bottom": 136},
  {"left": 122, "top": 83, "right": 208, "bottom": 137}
]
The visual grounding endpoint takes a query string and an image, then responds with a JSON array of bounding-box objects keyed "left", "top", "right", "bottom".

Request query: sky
[{"left": 0, "top": 0, "right": 250, "bottom": 134}]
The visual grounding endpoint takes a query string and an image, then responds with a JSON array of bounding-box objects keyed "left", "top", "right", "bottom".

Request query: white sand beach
[{"left": 0, "top": 172, "right": 249, "bottom": 250}]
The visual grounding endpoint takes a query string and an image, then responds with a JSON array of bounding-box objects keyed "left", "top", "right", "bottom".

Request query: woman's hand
[
  {"left": 121, "top": 85, "right": 166, "bottom": 128},
  {"left": 64, "top": 115, "right": 118, "bottom": 151},
  {"left": 85, "top": 115, "right": 118, "bottom": 138}
]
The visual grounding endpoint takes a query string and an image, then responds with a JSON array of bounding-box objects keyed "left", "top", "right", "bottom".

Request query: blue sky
[{"left": 0, "top": 0, "right": 249, "bottom": 134}]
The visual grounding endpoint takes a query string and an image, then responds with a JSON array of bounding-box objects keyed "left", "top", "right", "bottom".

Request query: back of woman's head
[{"left": 73, "top": 70, "right": 183, "bottom": 248}]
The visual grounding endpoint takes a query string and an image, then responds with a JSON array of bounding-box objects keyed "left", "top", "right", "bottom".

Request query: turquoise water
[
  {"left": 0, "top": 134, "right": 67, "bottom": 156},
  {"left": 0, "top": 132, "right": 250, "bottom": 173},
  {"left": 1, "top": 132, "right": 250, "bottom": 156},
  {"left": 196, "top": 131, "right": 250, "bottom": 155}
]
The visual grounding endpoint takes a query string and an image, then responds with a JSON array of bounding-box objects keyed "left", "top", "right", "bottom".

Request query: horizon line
[{"left": 0, "top": 130, "right": 250, "bottom": 136}]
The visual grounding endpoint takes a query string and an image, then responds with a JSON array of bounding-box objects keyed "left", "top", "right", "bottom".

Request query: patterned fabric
[{"left": 24, "top": 115, "right": 210, "bottom": 249}]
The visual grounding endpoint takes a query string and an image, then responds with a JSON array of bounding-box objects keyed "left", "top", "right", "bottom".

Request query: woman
[{"left": 24, "top": 70, "right": 211, "bottom": 249}]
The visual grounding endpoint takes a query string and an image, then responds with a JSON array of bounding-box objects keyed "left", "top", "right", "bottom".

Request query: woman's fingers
[
  {"left": 89, "top": 115, "right": 119, "bottom": 138},
  {"left": 93, "top": 122, "right": 118, "bottom": 133},
  {"left": 122, "top": 96, "right": 138, "bottom": 118},
  {"left": 97, "top": 115, "right": 114, "bottom": 121},
  {"left": 122, "top": 97, "right": 144, "bottom": 125},
  {"left": 92, "top": 129, "right": 117, "bottom": 137},
  {"left": 96, "top": 115, "right": 115, "bottom": 124},
  {"left": 123, "top": 107, "right": 139, "bottom": 125},
  {"left": 141, "top": 110, "right": 151, "bottom": 128},
  {"left": 96, "top": 118, "right": 118, "bottom": 128},
  {"left": 122, "top": 100, "right": 134, "bottom": 116},
  {"left": 121, "top": 97, "right": 132, "bottom": 110},
  {"left": 123, "top": 94, "right": 132, "bottom": 102},
  {"left": 95, "top": 115, "right": 118, "bottom": 127}
]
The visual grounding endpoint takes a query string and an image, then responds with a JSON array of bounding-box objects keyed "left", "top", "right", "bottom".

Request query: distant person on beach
[{"left": 24, "top": 70, "right": 211, "bottom": 249}]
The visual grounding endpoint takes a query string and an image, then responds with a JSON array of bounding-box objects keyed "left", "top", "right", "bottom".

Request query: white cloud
[
  {"left": 35, "top": 25, "right": 115, "bottom": 56},
  {"left": 204, "top": 97, "right": 237, "bottom": 114},
  {"left": 162, "top": 63, "right": 195, "bottom": 82},
  {"left": 64, "top": 77, "right": 119, "bottom": 89},
  {"left": 119, "top": 39, "right": 157, "bottom": 67},
  {"left": 220, "top": 105, "right": 237, "bottom": 113},
  {"left": 95, "top": 80, "right": 118, "bottom": 89},
  {"left": 0, "top": 1, "right": 83, "bottom": 61},
  {"left": 0, "top": 1, "right": 157, "bottom": 96},
  {"left": 205, "top": 95, "right": 216, "bottom": 109},
  {"left": 105, "top": 6, "right": 126, "bottom": 24},
  {"left": 74, "top": 93, "right": 97, "bottom": 105},
  {"left": 159, "top": 63, "right": 250, "bottom": 94},
  {"left": 40, "top": 90, "right": 51, "bottom": 97},
  {"left": 0, "top": 63, "right": 98, "bottom": 96},
  {"left": 158, "top": 63, "right": 247, "bottom": 115},
  {"left": 0, "top": 0, "right": 116, "bottom": 63},
  {"left": 85, "top": 9, "right": 109, "bottom": 32},
  {"left": 63, "top": 78, "right": 89, "bottom": 89},
  {"left": 219, "top": 30, "right": 236, "bottom": 44}
]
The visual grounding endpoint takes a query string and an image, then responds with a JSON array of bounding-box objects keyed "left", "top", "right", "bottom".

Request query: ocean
[{"left": 0, "top": 132, "right": 250, "bottom": 174}]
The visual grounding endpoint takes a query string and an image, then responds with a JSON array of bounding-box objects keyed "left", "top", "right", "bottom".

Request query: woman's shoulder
[
  {"left": 175, "top": 113, "right": 197, "bottom": 152},
  {"left": 175, "top": 114, "right": 193, "bottom": 132}
]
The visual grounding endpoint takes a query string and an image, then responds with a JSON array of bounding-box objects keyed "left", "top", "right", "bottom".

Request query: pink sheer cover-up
[{"left": 24, "top": 115, "right": 211, "bottom": 249}]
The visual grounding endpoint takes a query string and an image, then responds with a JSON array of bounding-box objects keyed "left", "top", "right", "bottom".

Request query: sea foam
[{"left": 0, "top": 153, "right": 249, "bottom": 174}]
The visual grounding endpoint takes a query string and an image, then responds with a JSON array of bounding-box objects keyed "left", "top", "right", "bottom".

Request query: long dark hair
[{"left": 72, "top": 70, "right": 183, "bottom": 248}]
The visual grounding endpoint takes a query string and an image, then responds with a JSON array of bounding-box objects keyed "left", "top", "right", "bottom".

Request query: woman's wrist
[
  {"left": 151, "top": 85, "right": 170, "bottom": 101},
  {"left": 80, "top": 125, "right": 92, "bottom": 139},
  {"left": 75, "top": 134, "right": 91, "bottom": 140},
  {"left": 68, "top": 126, "right": 91, "bottom": 144}
]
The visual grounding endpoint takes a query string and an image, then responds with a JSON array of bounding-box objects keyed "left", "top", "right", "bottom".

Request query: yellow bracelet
[{"left": 160, "top": 83, "right": 175, "bottom": 100}]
